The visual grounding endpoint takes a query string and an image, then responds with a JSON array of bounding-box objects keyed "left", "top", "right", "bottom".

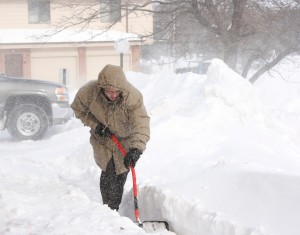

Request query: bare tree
[
  {"left": 150, "top": 0, "right": 300, "bottom": 82},
  {"left": 241, "top": 3, "right": 300, "bottom": 83},
  {"left": 53, "top": 0, "right": 300, "bottom": 83}
]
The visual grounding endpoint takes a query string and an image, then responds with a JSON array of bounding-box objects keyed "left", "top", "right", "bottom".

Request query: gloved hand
[
  {"left": 124, "top": 148, "right": 142, "bottom": 168},
  {"left": 95, "top": 123, "right": 112, "bottom": 138}
]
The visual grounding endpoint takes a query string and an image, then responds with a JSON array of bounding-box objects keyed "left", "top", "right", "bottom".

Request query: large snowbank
[{"left": 1, "top": 58, "right": 300, "bottom": 235}]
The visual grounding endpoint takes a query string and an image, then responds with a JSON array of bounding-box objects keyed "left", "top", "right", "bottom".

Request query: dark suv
[{"left": 0, "top": 74, "right": 73, "bottom": 140}]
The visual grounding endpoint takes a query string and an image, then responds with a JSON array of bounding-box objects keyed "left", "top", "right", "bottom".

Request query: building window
[
  {"left": 100, "top": 0, "right": 121, "bottom": 23},
  {"left": 28, "top": 0, "right": 50, "bottom": 24}
]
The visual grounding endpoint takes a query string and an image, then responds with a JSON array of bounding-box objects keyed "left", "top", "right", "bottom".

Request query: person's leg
[
  {"left": 108, "top": 170, "right": 129, "bottom": 210},
  {"left": 100, "top": 159, "right": 114, "bottom": 206},
  {"left": 99, "top": 158, "right": 129, "bottom": 211}
]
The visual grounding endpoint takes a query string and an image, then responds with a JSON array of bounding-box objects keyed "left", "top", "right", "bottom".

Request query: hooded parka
[{"left": 71, "top": 64, "right": 150, "bottom": 175}]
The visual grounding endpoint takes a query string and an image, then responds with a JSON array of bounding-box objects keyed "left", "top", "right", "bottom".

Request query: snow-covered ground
[{"left": 1, "top": 58, "right": 300, "bottom": 235}]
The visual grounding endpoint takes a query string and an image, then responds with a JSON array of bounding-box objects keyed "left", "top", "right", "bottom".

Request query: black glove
[
  {"left": 124, "top": 148, "right": 142, "bottom": 169},
  {"left": 95, "top": 123, "right": 112, "bottom": 138}
]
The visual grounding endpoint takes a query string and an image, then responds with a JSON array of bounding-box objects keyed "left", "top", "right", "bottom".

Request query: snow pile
[
  {"left": 1, "top": 58, "right": 300, "bottom": 235},
  {"left": 124, "top": 59, "right": 300, "bottom": 235},
  {"left": 203, "top": 59, "right": 265, "bottom": 123}
]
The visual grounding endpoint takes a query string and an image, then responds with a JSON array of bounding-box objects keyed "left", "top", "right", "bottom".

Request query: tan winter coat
[{"left": 71, "top": 64, "right": 150, "bottom": 174}]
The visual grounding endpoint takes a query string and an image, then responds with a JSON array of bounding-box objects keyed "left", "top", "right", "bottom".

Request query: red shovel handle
[
  {"left": 111, "top": 134, "right": 141, "bottom": 225},
  {"left": 111, "top": 134, "right": 127, "bottom": 157}
]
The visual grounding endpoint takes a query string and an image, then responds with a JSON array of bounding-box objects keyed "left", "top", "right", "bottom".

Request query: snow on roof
[{"left": 0, "top": 28, "right": 141, "bottom": 44}]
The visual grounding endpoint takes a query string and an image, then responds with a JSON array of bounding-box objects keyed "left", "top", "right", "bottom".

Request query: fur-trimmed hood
[{"left": 97, "top": 64, "right": 130, "bottom": 93}]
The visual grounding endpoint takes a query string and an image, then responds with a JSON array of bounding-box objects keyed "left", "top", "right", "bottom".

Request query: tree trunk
[
  {"left": 223, "top": 39, "right": 238, "bottom": 70},
  {"left": 241, "top": 54, "right": 256, "bottom": 78},
  {"left": 222, "top": 0, "right": 247, "bottom": 71}
]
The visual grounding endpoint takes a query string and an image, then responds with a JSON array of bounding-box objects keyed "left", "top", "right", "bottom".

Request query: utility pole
[{"left": 126, "top": 2, "right": 129, "bottom": 33}]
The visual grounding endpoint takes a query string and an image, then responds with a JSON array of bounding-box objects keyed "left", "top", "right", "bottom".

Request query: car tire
[{"left": 7, "top": 104, "right": 49, "bottom": 140}]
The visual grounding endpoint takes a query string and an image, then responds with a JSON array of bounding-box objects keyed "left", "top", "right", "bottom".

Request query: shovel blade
[{"left": 139, "top": 220, "right": 169, "bottom": 232}]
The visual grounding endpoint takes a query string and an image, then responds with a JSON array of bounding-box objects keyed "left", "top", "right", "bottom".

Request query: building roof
[{"left": 0, "top": 28, "right": 140, "bottom": 45}]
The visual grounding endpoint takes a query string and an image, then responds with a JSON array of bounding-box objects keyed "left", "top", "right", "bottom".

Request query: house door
[{"left": 5, "top": 54, "right": 23, "bottom": 77}]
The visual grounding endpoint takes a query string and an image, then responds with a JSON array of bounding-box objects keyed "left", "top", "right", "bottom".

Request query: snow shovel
[{"left": 111, "top": 134, "right": 170, "bottom": 232}]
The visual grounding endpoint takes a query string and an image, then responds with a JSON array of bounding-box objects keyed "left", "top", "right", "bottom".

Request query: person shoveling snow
[{"left": 71, "top": 64, "right": 169, "bottom": 232}]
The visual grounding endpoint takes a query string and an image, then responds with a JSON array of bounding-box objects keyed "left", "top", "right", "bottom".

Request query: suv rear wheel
[{"left": 7, "top": 104, "right": 49, "bottom": 140}]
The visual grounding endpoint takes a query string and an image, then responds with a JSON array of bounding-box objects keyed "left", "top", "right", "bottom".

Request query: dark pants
[{"left": 100, "top": 158, "right": 129, "bottom": 211}]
